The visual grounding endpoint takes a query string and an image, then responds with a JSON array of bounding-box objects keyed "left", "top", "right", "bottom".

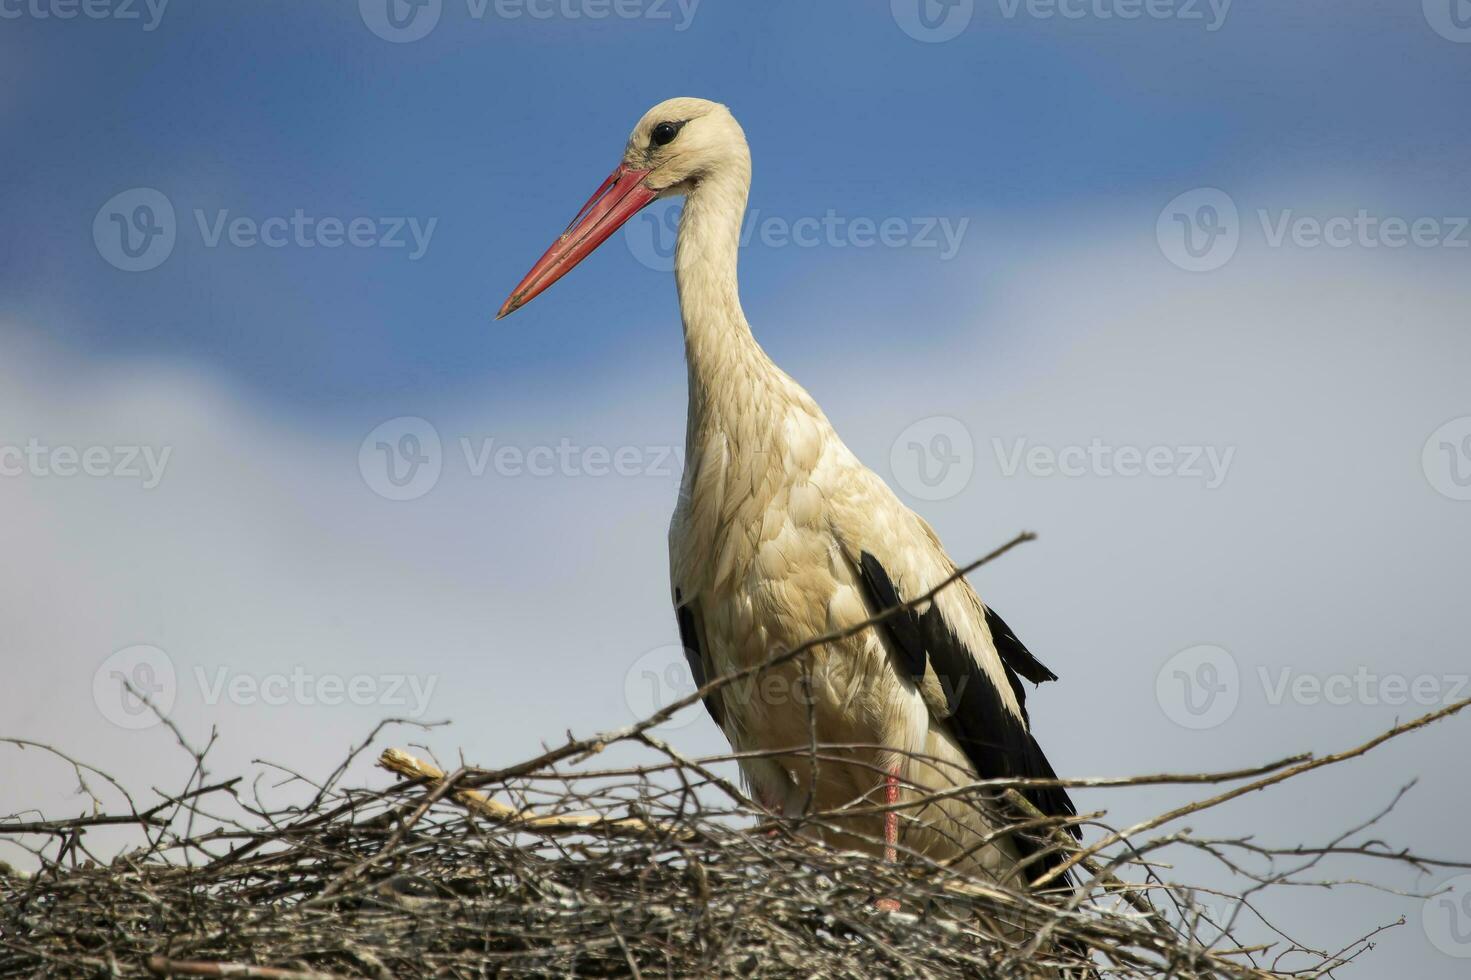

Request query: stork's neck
[{"left": 675, "top": 170, "right": 771, "bottom": 418}]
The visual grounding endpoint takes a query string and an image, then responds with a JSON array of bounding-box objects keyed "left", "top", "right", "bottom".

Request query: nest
[
  {"left": 5, "top": 706, "right": 1467, "bottom": 979},
  {"left": 3, "top": 539, "right": 1467, "bottom": 978}
]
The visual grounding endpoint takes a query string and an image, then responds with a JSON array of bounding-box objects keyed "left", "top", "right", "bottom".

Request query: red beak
[{"left": 497, "top": 163, "right": 659, "bottom": 319}]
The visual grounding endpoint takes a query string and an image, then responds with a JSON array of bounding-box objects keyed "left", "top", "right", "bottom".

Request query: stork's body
[{"left": 500, "top": 98, "right": 1075, "bottom": 886}]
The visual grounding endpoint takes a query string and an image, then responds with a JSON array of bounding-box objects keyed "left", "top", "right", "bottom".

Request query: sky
[{"left": 3, "top": 0, "right": 1471, "bottom": 974}]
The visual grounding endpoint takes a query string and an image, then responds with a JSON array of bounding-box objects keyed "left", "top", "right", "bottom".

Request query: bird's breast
[{"left": 672, "top": 463, "right": 920, "bottom": 761}]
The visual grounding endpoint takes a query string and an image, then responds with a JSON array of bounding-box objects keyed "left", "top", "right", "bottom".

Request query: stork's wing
[
  {"left": 674, "top": 589, "right": 724, "bottom": 729},
  {"left": 856, "top": 551, "right": 1076, "bottom": 835},
  {"left": 982, "top": 604, "right": 1058, "bottom": 689}
]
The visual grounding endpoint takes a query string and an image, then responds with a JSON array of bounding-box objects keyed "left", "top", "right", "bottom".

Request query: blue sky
[
  {"left": 4, "top": 2, "right": 1471, "bottom": 975},
  {"left": 4, "top": 0, "right": 1467, "bottom": 415}
]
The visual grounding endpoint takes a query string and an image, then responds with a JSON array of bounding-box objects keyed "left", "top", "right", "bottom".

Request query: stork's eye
[{"left": 651, "top": 121, "right": 682, "bottom": 146}]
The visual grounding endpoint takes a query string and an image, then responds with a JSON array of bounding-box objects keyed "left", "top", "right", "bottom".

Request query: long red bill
[{"left": 496, "top": 163, "right": 658, "bottom": 319}]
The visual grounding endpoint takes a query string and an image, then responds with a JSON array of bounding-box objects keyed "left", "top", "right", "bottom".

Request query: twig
[{"left": 147, "top": 956, "right": 344, "bottom": 979}]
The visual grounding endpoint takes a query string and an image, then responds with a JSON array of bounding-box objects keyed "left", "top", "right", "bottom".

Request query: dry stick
[
  {"left": 146, "top": 956, "right": 344, "bottom": 979},
  {"left": 752, "top": 747, "right": 1317, "bottom": 826},
  {"left": 376, "top": 748, "right": 692, "bottom": 840},
  {"left": 1032, "top": 697, "right": 1471, "bottom": 891},
  {"left": 0, "top": 779, "right": 241, "bottom": 837}
]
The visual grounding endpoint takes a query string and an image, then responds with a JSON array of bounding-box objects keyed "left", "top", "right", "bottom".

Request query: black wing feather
[
  {"left": 858, "top": 552, "right": 927, "bottom": 681},
  {"left": 984, "top": 605, "right": 1058, "bottom": 686},
  {"left": 857, "top": 552, "right": 1079, "bottom": 881},
  {"left": 674, "top": 590, "right": 723, "bottom": 728}
]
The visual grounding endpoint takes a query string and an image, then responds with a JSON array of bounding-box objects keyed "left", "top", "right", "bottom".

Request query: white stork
[{"left": 498, "top": 98, "right": 1076, "bottom": 890}]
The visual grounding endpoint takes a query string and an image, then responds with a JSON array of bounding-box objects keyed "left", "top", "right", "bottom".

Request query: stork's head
[{"left": 497, "top": 97, "right": 748, "bottom": 319}]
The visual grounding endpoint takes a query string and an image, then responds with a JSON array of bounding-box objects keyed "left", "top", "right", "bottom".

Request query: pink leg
[
  {"left": 883, "top": 768, "right": 900, "bottom": 862},
  {"left": 876, "top": 766, "right": 901, "bottom": 912},
  {"left": 756, "top": 789, "right": 782, "bottom": 836}
]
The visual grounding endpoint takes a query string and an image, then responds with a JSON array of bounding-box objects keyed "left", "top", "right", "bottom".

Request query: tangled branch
[{"left": 2, "top": 534, "right": 1466, "bottom": 978}]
